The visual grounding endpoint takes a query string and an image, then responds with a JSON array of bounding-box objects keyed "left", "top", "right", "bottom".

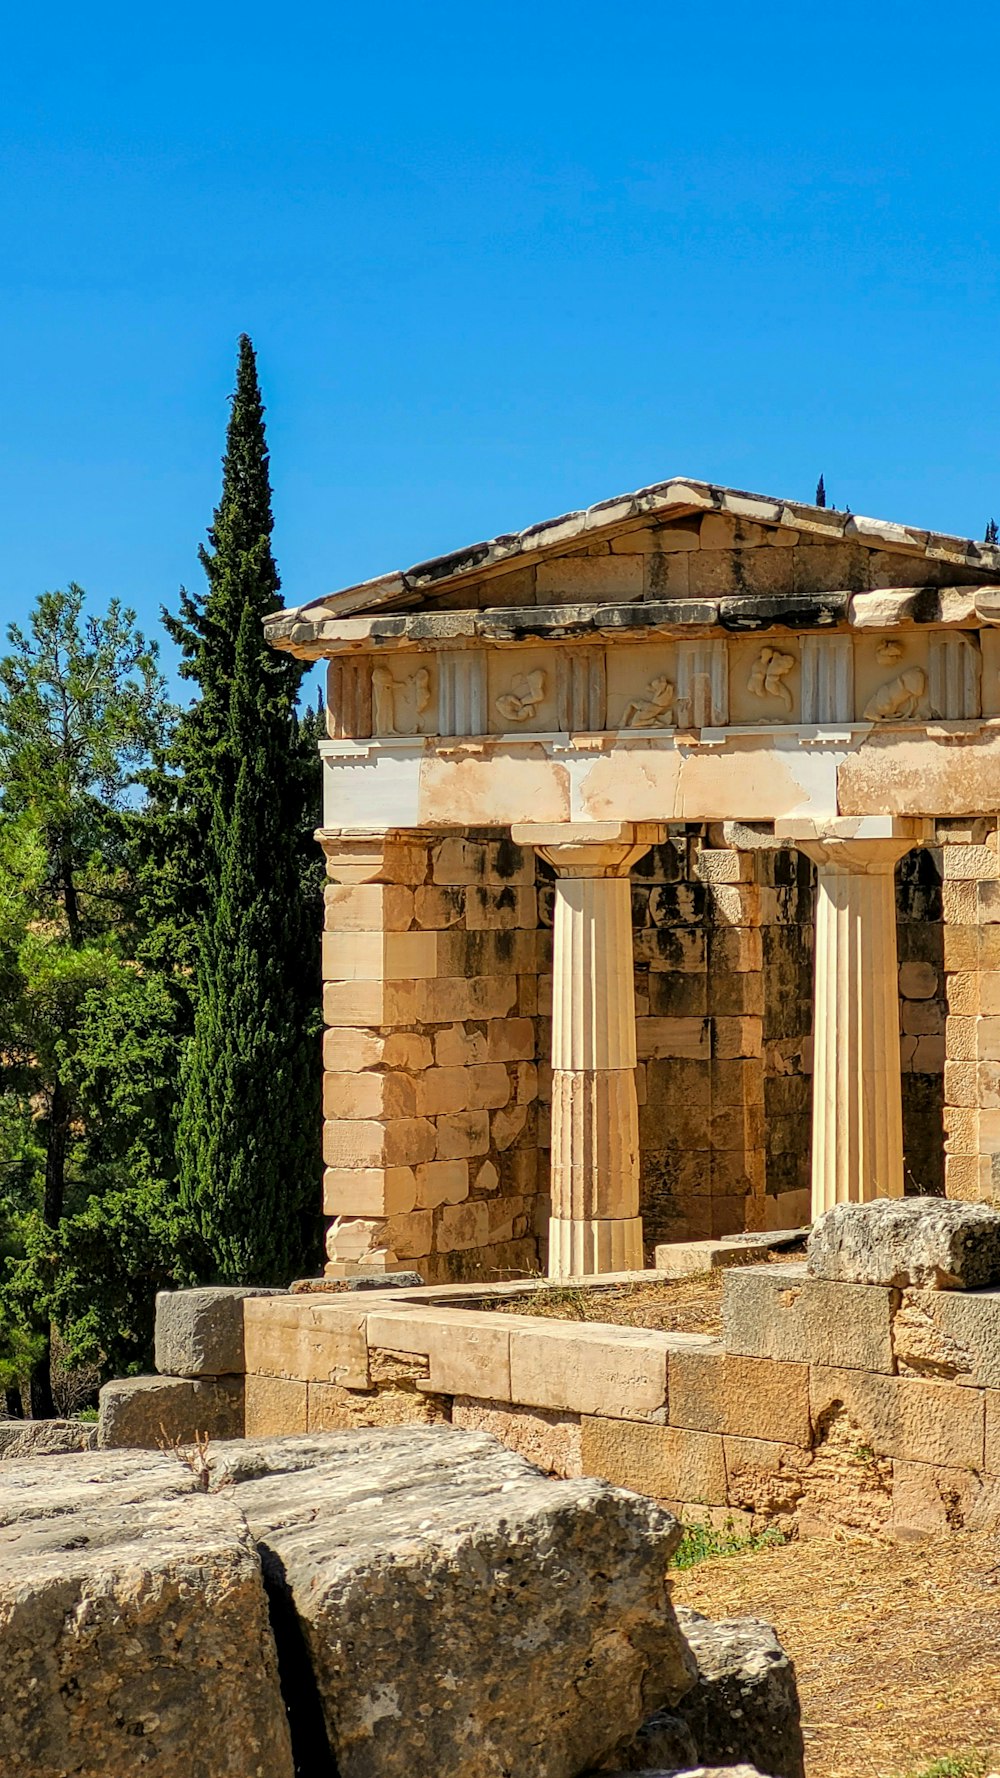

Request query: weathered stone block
[
  {"left": 0, "top": 1450, "right": 293, "bottom": 1778},
  {"left": 580, "top": 1414, "right": 727, "bottom": 1504},
  {"left": 668, "top": 1347, "right": 811, "bottom": 1447},
  {"left": 306, "top": 1379, "right": 448, "bottom": 1432},
  {"left": 323, "top": 1163, "right": 419, "bottom": 1217},
  {"left": 154, "top": 1285, "right": 281, "bottom": 1379},
  {"left": 671, "top": 1607, "right": 805, "bottom": 1778},
  {"left": 323, "top": 1114, "right": 437, "bottom": 1169},
  {"left": 243, "top": 1297, "right": 370, "bottom": 1387},
  {"left": 208, "top": 1427, "right": 697, "bottom": 1778},
  {"left": 894, "top": 1286, "right": 1000, "bottom": 1386},
  {"left": 723, "top": 1263, "right": 896, "bottom": 1372},
  {"left": 810, "top": 1365, "right": 984, "bottom": 1467},
  {"left": 244, "top": 1373, "right": 308, "bottom": 1436},
  {"left": 722, "top": 1436, "right": 812, "bottom": 1518},
  {"left": 807, "top": 1197, "right": 1000, "bottom": 1288},
  {"left": 323, "top": 1069, "right": 417, "bottom": 1118},
  {"left": 452, "top": 1395, "right": 584, "bottom": 1476},
  {"left": 892, "top": 1458, "right": 1000, "bottom": 1537},
  {"left": 97, "top": 1375, "right": 244, "bottom": 1449},
  {"left": 509, "top": 1321, "right": 670, "bottom": 1419},
  {"left": 366, "top": 1306, "right": 512, "bottom": 1399},
  {"left": 0, "top": 1419, "right": 98, "bottom": 1459},
  {"left": 435, "top": 1108, "right": 492, "bottom": 1158}
]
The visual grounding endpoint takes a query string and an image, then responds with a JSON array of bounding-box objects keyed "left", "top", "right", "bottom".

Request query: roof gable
[{"left": 264, "top": 476, "right": 1000, "bottom": 656}]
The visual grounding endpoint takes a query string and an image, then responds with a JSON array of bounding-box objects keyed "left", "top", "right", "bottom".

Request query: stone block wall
[
  {"left": 321, "top": 831, "right": 546, "bottom": 1282},
  {"left": 940, "top": 822, "right": 1000, "bottom": 1206},
  {"left": 319, "top": 822, "right": 958, "bottom": 1279},
  {"left": 130, "top": 1269, "right": 1000, "bottom": 1543}
]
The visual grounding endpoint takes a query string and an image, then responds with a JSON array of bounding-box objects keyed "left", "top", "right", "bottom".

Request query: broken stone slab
[
  {"left": 154, "top": 1284, "right": 283, "bottom": 1377},
  {"left": 654, "top": 1231, "right": 805, "bottom": 1280},
  {"left": 807, "top": 1197, "right": 1000, "bottom": 1289},
  {"left": 98, "top": 1374, "right": 243, "bottom": 1448},
  {"left": 207, "top": 1427, "right": 696, "bottom": 1778},
  {"left": 672, "top": 1608, "right": 804, "bottom": 1778},
  {"left": 0, "top": 1448, "right": 294, "bottom": 1778},
  {"left": 0, "top": 1418, "right": 98, "bottom": 1458}
]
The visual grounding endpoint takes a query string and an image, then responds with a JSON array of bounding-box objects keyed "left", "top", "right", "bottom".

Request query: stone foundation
[{"left": 114, "top": 1261, "right": 1000, "bottom": 1541}]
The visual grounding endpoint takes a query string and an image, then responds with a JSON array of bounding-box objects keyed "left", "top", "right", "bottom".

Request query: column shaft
[
  {"left": 540, "top": 843, "right": 647, "bottom": 1277},
  {"left": 801, "top": 839, "right": 910, "bottom": 1216}
]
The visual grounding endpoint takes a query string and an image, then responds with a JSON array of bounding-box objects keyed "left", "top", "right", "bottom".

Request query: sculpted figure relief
[
  {"left": 621, "top": 675, "right": 675, "bottom": 728},
  {"left": 372, "top": 663, "right": 434, "bottom": 735},
  {"left": 747, "top": 646, "right": 795, "bottom": 714},
  {"left": 863, "top": 664, "right": 927, "bottom": 722},
  {"left": 496, "top": 669, "right": 546, "bottom": 724},
  {"left": 371, "top": 663, "right": 398, "bottom": 735}
]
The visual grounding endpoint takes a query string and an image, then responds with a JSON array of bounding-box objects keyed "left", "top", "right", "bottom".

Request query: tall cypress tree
[{"left": 171, "top": 338, "right": 322, "bottom": 1283}]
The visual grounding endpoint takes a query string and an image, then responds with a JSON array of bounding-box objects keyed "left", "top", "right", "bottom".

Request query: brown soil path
[{"left": 672, "top": 1532, "right": 1000, "bottom": 1778}]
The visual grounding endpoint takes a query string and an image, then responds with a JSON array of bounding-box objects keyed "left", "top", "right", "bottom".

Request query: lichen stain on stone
[
  {"left": 839, "top": 727, "right": 1000, "bottom": 816},
  {"left": 418, "top": 748, "right": 570, "bottom": 827}
]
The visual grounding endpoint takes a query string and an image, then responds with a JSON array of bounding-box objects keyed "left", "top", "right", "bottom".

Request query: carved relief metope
[
  {"left": 747, "top": 646, "right": 795, "bottom": 714},
  {"left": 621, "top": 676, "right": 675, "bottom": 728},
  {"left": 327, "top": 627, "right": 991, "bottom": 741},
  {"left": 495, "top": 669, "right": 546, "bottom": 724},
  {"left": 372, "top": 663, "right": 434, "bottom": 736},
  {"left": 863, "top": 640, "right": 928, "bottom": 723}
]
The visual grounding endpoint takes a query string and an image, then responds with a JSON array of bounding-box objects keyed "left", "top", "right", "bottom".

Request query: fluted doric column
[
  {"left": 514, "top": 822, "right": 658, "bottom": 1278},
  {"left": 797, "top": 835, "right": 913, "bottom": 1217}
]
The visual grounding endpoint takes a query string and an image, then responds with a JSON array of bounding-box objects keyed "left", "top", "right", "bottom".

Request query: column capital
[
  {"left": 315, "top": 828, "right": 432, "bottom": 885},
  {"left": 511, "top": 821, "right": 666, "bottom": 879},
  {"left": 796, "top": 835, "right": 915, "bottom": 875}
]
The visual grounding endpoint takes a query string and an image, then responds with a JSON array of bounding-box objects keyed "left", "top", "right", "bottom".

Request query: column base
[{"left": 547, "top": 1216, "right": 644, "bottom": 1280}]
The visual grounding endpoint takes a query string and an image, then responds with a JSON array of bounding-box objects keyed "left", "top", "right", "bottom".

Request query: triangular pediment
[{"left": 264, "top": 476, "right": 1000, "bottom": 659}]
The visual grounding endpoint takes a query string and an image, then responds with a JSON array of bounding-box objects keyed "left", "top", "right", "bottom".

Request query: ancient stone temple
[{"left": 263, "top": 478, "right": 1000, "bottom": 1281}]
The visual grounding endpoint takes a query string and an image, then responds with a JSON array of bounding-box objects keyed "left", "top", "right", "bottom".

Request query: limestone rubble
[
  {"left": 808, "top": 1197, "right": 1000, "bottom": 1289},
  {"left": 0, "top": 1426, "right": 708, "bottom": 1778}
]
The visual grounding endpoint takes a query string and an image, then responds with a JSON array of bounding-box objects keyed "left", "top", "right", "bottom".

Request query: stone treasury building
[{"left": 263, "top": 478, "right": 1000, "bottom": 1281}]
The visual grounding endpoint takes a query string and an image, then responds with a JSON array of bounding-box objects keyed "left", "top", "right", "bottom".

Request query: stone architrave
[
  {"left": 790, "top": 826, "right": 918, "bottom": 1216},
  {"left": 514, "top": 823, "right": 660, "bottom": 1277}
]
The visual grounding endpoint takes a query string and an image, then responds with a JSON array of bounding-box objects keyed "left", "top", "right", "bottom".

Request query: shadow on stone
[{"left": 260, "top": 1542, "right": 339, "bottom": 1778}]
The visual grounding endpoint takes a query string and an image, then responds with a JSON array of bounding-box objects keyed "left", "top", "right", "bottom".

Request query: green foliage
[
  {"left": 902, "top": 1755, "right": 989, "bottom": 1778},
  {"left": 174, "top": 338, "right": 322, "bottom": 1284},
  {"left": 671, "top": 1515, "right": 786, "bottom": 1570},
  {"left": 0, "top": 590, "right": 192, "bottom": 1405}
]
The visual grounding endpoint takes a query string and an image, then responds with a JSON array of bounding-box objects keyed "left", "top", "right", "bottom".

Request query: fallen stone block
[
  {"left": 808, "top": 1197, "right": 1000, "bottom": 1289},
  {"left": 0, "top": 1418, "right": 98, "bottom": 1459},
  {"left": 0, "top": 1448, "right": 293, "bottom": 1778},
  {"left": 154, "top": 1284, "right": 282, "bottom": 1377},
  {"left": 672, "top": 1607, "right": 804, "bottom": 1778},
  {"left": 207, "top": 1426, "right": 697, "bottom": 1778},
  {"left": 98, "top": 1374, "right": 243, "bottom": 1448},
  {"left": 595, "top": 1709, "right": 698, "bottom": 1771}
]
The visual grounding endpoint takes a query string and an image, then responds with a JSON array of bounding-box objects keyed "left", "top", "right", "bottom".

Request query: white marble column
[
  {"left": 797, "top": 835, "right": 913, "bottom": 1217},
  {"left": 514, "top": 822, "right": 657, "bottom": 1278}
]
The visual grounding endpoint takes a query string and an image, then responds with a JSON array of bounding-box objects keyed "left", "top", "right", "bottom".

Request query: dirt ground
[
  {"left": 488, "top": 1251, "right": 806, "bottom": 1337},
  {"left": 672, "top": 1529, "right": 1000, "bottom": 1778}
]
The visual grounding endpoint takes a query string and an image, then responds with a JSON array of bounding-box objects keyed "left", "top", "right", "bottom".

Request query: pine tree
[
  {"left": 0, "top": 589, "right": 178, "bottom": 1410},
  {"left": 815, "top": 475, "right": 827, "bottom": 508},
  {"left": 173, "top": 341, "right": 322, "bottom": 1283}
]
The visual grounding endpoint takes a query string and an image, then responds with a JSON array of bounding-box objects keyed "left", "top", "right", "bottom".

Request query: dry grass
[
  {"left": 489, "top": 1273, "right": 729, "bottom": 1334},
  {"left": 671, "top": 1530, "right": 1000, "bottom": 1778}
]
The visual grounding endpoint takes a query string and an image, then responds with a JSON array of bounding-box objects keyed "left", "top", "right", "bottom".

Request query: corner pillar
[
  {"left": 513, "top": 823, "right": 661, "bottom": 1278},
  {"left": 788, "top": 825, "right": 920, "bottom": 1216}
]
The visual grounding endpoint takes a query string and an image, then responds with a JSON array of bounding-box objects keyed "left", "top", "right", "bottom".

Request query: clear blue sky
[{"left": 2, "top": 0, "right": 999, "bottom": 689}]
